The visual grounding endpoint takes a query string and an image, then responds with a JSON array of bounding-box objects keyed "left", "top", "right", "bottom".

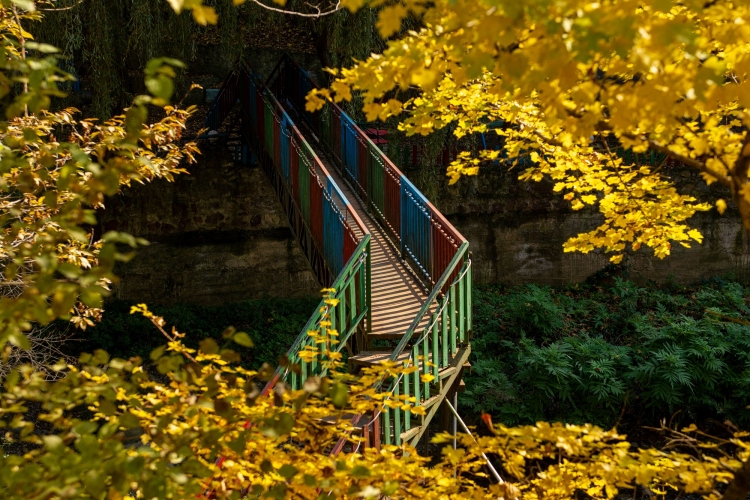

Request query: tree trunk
[{"left": 722, "top": 459, "right": 750, "bottom": 500}]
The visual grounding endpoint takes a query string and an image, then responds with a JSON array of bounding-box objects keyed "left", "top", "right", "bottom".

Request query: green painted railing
[
  {"left": 269, "top": 56, "right": 473, "bottom": 448},
  {"left": 381, "top": 244, "right": 471, "bottom": 445},
  {"left": 237, "top": 67, "right": 371, "bottom": 395}
]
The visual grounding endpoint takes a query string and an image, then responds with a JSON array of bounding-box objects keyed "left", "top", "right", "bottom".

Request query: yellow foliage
[{"left": 308, "top": 0, "right": 750, "bottom": 262}]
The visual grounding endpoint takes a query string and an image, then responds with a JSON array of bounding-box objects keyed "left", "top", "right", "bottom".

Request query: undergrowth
[
  {"left": 71, "top": 297, "right": 319, "bottom": 370},
  {"left": 464, "top": 276, "right": 750, "bottom": 431}
]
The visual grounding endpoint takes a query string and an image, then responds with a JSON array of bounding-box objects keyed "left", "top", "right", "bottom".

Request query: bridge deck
[{"left": 307, "top": 140, "right": 431, "bottom": 343}]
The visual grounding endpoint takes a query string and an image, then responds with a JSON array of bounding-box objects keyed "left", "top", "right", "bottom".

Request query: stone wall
[
  {"left": 99, "top": 47, "right": 750, "bottom": 307},
  {"left": 430, "top": 162, "right": 750, "bottom": 285},
  {"left": 98, "top": 144, "right": 319, "bottom": 306}
]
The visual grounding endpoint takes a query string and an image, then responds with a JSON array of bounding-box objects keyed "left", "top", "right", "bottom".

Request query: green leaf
[
  {"left": 25, "top": 42, "right": 58, "bottom": 53},
  {"left": 83, "top": 470, "right": 106, "bottom": 497},
  {"left": 11, "top": 0, "right": 36, "bottom": 12},
  {"left": 199, "top": 338, "right": 219, "bottom": 355},
  {"left": 233, "top": 332, "right": 253, "bottom": 347},
  {"left": 42, "top": 435, "right": 64, "bottom": 454},
  {"left": 278, "top": 464, "right": 298, "bottom": 479},
  {"left": 150, "top": 345, "right": 166, "bottom": 361},
  {"left": 328, "top": 381, "right": 348, "bottom": 408},
  {"left": 351, "top": 465, "right": 371, "bottom": 477},
  {"left": 124, "top": 455, "right": 145, "bottom": 475}
]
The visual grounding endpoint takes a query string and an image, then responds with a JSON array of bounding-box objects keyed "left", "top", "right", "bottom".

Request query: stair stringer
[{"left": 405, "top": 345, "right": 471, "bottom": 448}]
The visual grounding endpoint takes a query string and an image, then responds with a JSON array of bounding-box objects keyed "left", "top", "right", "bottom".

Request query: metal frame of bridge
[{"left": 205, "top": 55, "right": 472, "bottom": 451}]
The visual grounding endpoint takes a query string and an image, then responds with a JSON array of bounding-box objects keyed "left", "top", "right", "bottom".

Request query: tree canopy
[
  {"left": 308, "top": 0, "right": 750, "bottom": 263},
  {"left": 2, "top": 0, "right": 750, "bottom": 498}
]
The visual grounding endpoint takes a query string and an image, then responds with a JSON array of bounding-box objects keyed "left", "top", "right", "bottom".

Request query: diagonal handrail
[
  {"left": 271, "top": 55, "right": 473, "bottom": 448},
  {"left": 237, "top": 66, "right": 372, "bottom": 396}
]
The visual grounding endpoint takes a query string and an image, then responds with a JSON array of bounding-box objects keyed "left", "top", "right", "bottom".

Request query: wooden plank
[{"left": 310, "top": 149, "right": 430, "bottom": 341}]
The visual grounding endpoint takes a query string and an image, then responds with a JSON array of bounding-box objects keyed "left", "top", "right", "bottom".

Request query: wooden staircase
[{"left": 206, "top": 56, "right": 473, "bottom": 450}]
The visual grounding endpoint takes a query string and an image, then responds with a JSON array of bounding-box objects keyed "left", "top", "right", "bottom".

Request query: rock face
[
  {"left": 98, "top": 144, "right": 319, "bottom": 306},
  {"left": 430, "top": 162, "right": 750, "bottom": 286},
  {"left": 99, "top": 48, "right": 750, "bottom": 307}
]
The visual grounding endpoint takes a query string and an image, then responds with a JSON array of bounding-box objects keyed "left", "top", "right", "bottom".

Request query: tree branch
[
  {"left": 39, "top": 0, "right": 86, "bottom": 12},
  {"left": 593, "top": 123, "right": 733, "bottom": 187},
  {"left": 245, "top": 0, "right": 342, "bottom": 18}
]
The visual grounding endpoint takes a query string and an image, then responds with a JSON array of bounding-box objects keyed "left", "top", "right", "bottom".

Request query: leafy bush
[
  {"left": 73, "top": 297, "right": 319, "bottom": 369},
  {"left": 464, "top": 278, "right": 750, "bottom": 429}
]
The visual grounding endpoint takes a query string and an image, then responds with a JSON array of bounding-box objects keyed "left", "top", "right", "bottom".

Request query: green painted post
[
  {"left": 458, "top": 273, "right": 465, "bottom": 343},
  {"left": 394, "top": 381, "right": 401, "bottom": 445},
  {"left": 348, "top": 278, "right": 356, "bottom": 332},
  {"left": 330, "top": 299, "right": 337, "bottom": 340},
  {"left": 466, "top": 260, "right": 472, "bottom": 333},
  {"left": 337, "top": 288, "right": 345, "bottom": 346},
  {"left": 441, "top": 296, "right": 448, "bottom": 367},
  {"left": 422, "top": 332, "right": 429, "bottom": 397},
  {"left": 301, "top": 359, "right": 307, "bottom": 384},
  {"left": 432, "top": 319, "right": 439, "bottom": 379},
  {"left": 366, "top": 242, "right": 372, "bottom": 332},
  {"left": 383, "top": 407, "right": 391, "bottom": 446},
  {"left": 313, "top": 322, "right": 322, "bottom": 374},
  {"left": 404, "top": 367, "right": 410, "bottom": 431},
  {"left": 413, "top": 345, "right": 420, "bottom": 404},
  {"left": 450, "top": 284, "right": 457, "bottom": 354}
]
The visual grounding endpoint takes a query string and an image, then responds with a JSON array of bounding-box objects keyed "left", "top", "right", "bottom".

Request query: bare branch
[
  {"left": 38, "top": 0, "right": 86, "bottom": 12},
  {"left": 244, "top": 0, "right": 341, "bottom": 18}
]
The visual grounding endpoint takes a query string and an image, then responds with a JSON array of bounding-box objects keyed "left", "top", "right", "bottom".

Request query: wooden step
[
  {"left": 349, "top": 350, "right": 410, "bottom": 367},
  {"left": 349, "top": 351, "right": 461, "bottom": 381}
]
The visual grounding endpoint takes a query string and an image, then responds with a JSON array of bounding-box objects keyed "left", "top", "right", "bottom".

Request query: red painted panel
[
  {"left": 273, "top": 118, "right": 281, "bottom": 168},
  {"left": 384, "top": 169, "right": 400, "bottom": 235},
  {"left": 428, "top": 206, "right": 461, "bottom": 291},
  {"left": 291, "top": 144, "right": 300, "bottom": 205},
  {"left": 256, "top": 91, "right": 264, "bottom": 143},
  {"left": 310, "top": 177, "right": 324, "bottom": 252},
  {"left": 241, "top": 72, "right": 250, "bottom": 115}
]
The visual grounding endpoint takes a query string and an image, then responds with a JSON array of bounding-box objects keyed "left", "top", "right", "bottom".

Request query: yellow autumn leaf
[
  {"left": 716, "top": 199, "right": 727, "bottom": 214},
  {"left": 376, "top": 4, "right": 408, "bottom": 38},
  {"left": 191, "top": 5, "right": 217, "bottom": 25}
]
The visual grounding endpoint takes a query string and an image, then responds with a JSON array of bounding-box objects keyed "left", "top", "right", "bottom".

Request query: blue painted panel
[
  {"left": 323, "top": 182, "right": 344, "bottom": 276},
  {"left": 400, "top": 178, "right": 431, "bottom": 280}
]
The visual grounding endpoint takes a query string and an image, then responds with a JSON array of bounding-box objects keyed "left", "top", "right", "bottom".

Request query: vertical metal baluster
[
  {"left": 450, "top": 284, "right": 457, "bottom": 354},
  {"left": 413, "top": 345, "right": 420, "bottom": 405},
  {"left": 442, "top": 296, "right": 448, "bottom": 367},
  {"left": 337, "top": 288, "right": 345, "bottom": 352},
  {"left": 404, "top": 364, "right": 410, "bottom": 431},
  {"left": 466, "top": 261, "right": 472, "bottom": 333},
  {"left": 458, "top": 273, "right": 465, "bottom": 344},
  {"left": 422, "top": 330, "right": 429, "bottom": 398},
  {"left": 432, "top": 315, "right": 439, "bottom": 380},
  {"left": 348, "top": 279, "right": 356, "bottom": 335},
  {"left": 383, "top": 405, "right": 391, "bottom": 446},
  {"left": 394, "top": 381, "right": 401, "bottom": 445}
]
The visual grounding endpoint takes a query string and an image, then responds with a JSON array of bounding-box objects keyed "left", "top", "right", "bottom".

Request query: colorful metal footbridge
[{"left": 205, "top": 55, "right": 472, "bottom": 450}]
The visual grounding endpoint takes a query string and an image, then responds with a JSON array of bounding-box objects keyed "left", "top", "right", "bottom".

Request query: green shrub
[
  {"left": 73, "top": 297, "right": 319, "bottom": 369},
  {"left": 464, "top": 278, "right": 750, "bottom": 430}
]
